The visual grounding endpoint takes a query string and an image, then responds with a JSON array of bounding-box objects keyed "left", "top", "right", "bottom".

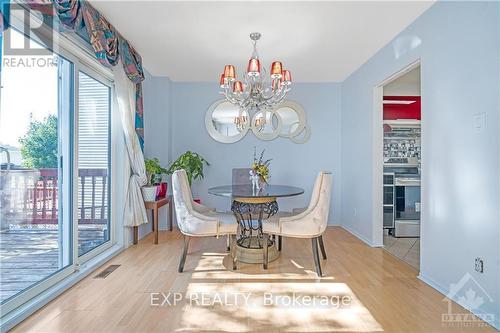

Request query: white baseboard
[
  {"left": 418, "top": 273, "right": 500, "bottom": 331},
  {"left": 340, "top": 224, "right": 378, "bottom": 247}
]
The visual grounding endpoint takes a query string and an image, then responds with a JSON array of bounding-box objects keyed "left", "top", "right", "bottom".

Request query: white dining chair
[
  {"left": 262, "top": 171, "right": 332, "bottom": 276},
  {"left": 232, "top": 168, "right": 252, "bottom": 185},
  {"left": 226, "top": 167, "right": 252, "bottom": 250},
  {"left": 172, "top": 170, "right": 238, "bottom": 272},
  {"left": 192, "top": 200, "right": 215, "bottom": 214}
]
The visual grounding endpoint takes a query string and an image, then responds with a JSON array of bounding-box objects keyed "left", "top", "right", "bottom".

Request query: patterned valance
[
  {"left": 54, "top": 0, "right": 82, "bottom": 30},
  {"left": 0, "top": 10, "right": 4, "bottom": 31},
  {"left": 0, "top": 0, "right": 9, "bottom": 31},
  {"left": 119, "top": 36, "right": 144, "bottom": 84},
  {"left": 80, "top": 2, "right": 119, "bottom": 67},
  {"left": 0, "top": 0, "right": 146, "bottom": 148}
]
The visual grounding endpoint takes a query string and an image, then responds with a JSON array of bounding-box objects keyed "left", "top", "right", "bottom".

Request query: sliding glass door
[
  {"left": 0, "top": 29, "right": 73, "bottom": 305},
  {"left": 0, "top": 23, "right": 113, "bottom": 315}
]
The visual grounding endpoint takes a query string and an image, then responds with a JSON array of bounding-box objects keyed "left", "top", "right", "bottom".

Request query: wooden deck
[{"left": 0, "top": 228, "right": 105, "bottom": 303}]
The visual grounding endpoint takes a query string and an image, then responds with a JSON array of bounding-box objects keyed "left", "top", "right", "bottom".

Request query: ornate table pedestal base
[
  {"left": 231, "top": 196, "right": 280, "bottom": 264},
  {"left": 235, "top": 236, "right": 279, "bottom": 264}
]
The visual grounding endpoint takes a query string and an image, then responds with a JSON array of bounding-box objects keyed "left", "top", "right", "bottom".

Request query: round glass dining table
[{"left": 208, "top": 184, "right": 304, "bottom": 263}]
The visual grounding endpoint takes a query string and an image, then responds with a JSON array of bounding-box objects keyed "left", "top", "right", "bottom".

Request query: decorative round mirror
[
  {"left": 251, "top": 110, "right": 282, "bottom": 141},
  {"left": 273, "top": 101, "right": 306, "bottom": 138},
  {"left": 290, "top": 124, "right": 311, "bottom": 144},
  {"left": 205, "top": 99, "right": 310, "bottom": 143},
  {"left": 205, "top": 100, "right": 250, "bottom": 143}
]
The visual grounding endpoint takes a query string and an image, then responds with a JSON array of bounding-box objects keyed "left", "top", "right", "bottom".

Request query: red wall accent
[{"left": 383, "top": 96, "right": 421, "bottom": 120}]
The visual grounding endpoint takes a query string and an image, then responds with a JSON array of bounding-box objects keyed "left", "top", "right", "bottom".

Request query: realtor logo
[
  {"left": 442, "top": 273, "right": 495, "bottom": 328},
  {"left": 2, "top": 3, "right": 54, "bottom": 56}
]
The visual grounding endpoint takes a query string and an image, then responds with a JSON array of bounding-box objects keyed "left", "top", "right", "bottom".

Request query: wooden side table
[{"left": 133, "top": 196, "right": 174, "bottom": 245}]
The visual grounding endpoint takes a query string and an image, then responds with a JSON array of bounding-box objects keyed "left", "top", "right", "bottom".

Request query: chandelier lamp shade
[
  {"left": 224, "top": 65, "right": 236, "bottom": 80},
  {"left": 281, "top": 70, "right": 292, "bottom": 85},
  {"left": 247, "top": 58, "right": 261, "bottom": 76},
  {"left": 219, "top": 32, "right": 292, "bottom": 129},
  {"left": 233, "top": 81, "right": 244, "bottom": 93},
  {"left": 270, "top": 61, "right": 282, "bottom": 78}
]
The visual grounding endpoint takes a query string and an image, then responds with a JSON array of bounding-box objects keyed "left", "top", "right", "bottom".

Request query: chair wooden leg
[
  {"left": 263, "top": 233, "right": 269, "bottom": 269},
  {"left": 150, "top": 210, "right": 154, "bottom": 231},
  {"left": 318, "top": 235, "right": 327, "bottom": 260},
  {"left": 312, "top": 237, "right": 323, "bottom": 277},
  {"left": 278, "top": 235, "right": 282, "bottom": 251},
  {"left": 133, "top": 226, "right": 138, "bottom": 245},
  {"left": 231, "top": 234, "right": 237, "bottom": 270},
  {"left": 178, "top": 236, "right": 190, "bottom": 273},
  {"left": 168, "top": 198, "right": 173, "bottom": 231}
]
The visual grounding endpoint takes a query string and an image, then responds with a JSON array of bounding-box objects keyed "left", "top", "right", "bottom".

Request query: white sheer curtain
[{"left": 113, "top": 61, "right": 148, "bottom": 227}]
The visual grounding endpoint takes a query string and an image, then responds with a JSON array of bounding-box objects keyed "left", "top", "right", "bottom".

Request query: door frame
[{"left": 371, "top": 59, "right": 422, "bottom": 249}]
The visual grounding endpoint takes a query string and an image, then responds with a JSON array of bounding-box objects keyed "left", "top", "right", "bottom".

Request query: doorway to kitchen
[{"left": 378, "top": 63, "right": 421, "bottom": 270}]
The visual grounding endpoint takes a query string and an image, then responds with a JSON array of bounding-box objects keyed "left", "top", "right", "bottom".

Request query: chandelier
[{"left": 219, "top": 32, "right": 292, "bottom": 130}]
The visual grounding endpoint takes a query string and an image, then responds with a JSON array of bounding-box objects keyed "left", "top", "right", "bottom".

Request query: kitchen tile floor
[{"left": 383, "top": 234, "right": 420, "bottom": 269}]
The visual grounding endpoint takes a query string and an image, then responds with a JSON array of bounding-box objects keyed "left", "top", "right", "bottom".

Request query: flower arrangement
[{"left": 251, "top": 147, "right": 271, "bottom": 184}]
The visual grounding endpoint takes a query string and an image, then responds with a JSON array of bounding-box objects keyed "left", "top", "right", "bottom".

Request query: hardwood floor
[{"left": 12, "top": 227, "right": 495, "bottom": 333}]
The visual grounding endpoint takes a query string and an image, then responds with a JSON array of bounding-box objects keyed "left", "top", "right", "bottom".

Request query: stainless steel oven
[
  {"left": 394, "top": 175, "right": 420, "bottom": 237},
  {"left": 383, "top": 173, "right": 395, "bottom": 229}
]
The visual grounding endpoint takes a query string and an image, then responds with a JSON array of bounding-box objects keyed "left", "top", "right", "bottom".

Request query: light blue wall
[
  {"left": 170, "top": 82, "right": 342, "bottom": 224},
  {"left": 341, "top": 1, "right": 500, "bottom": 328},
  {"left": 140, "top": 70, "right": 172, "bottom": 236},
  {"left": 143, "top": 71, "right": 173, "bottom": 167}
]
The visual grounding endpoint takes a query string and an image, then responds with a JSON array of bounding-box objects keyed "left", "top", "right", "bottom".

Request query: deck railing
[{"left": 0, "top": 168, "right": 108, "bottom": 226}]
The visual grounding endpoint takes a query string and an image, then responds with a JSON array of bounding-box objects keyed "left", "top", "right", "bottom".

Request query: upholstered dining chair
[
  {"left": 232, "top": 168, "right": 252, "bottom": 185},
  {"left": 172, "top": 170, "right": 238, "bottom": 272},
  {"left": 228, "top": 168, "right": 252, "bottom": 249},
  {"left": 262, "top": 171, "right": 332, "bottom": 276},
  {"left": 192, "top": 199, "right": 215, "bottom": 214}
]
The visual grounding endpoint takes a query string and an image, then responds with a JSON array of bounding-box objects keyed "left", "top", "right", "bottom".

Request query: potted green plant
[
  {"left": 166, "top": 151, "right": 209, "bottom": 186},
  {"left": 142, "top": 158, "right": 168, "bottom": 202}
]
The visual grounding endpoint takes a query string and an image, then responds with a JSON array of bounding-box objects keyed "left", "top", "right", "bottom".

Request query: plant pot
[
  {"left": 156, "top": 182, "right": 168, "bottom": 199},
  {"left": 142, "top": 185, "right": 158, "bottom": 202}
]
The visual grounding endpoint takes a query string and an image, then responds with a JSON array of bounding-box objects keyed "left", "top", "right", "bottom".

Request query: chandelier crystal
[{"left": 219, "top": 32, "right": 292, "bottom": 127}]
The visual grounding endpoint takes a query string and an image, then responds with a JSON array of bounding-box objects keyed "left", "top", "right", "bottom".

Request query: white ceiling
[{"left": 90, "top": 1, "right": 434, "bottom": 82}]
